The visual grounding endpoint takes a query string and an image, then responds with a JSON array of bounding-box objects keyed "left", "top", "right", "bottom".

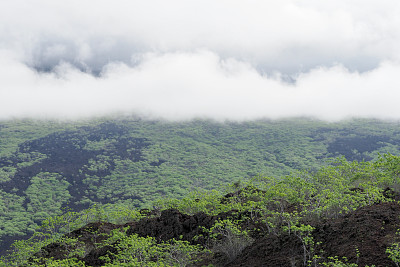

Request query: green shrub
[{"left": 202, "top": 219, "right": 253, "bottom": 262}]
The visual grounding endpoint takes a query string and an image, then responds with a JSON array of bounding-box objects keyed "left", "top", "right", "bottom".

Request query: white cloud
[{"left": 1, "top": 0, "right": 400, "bottom": 120}]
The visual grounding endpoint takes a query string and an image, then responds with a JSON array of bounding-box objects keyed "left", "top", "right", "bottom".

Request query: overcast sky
[{"left": 1, "top": 0, "right": 400, "bottom": 121}]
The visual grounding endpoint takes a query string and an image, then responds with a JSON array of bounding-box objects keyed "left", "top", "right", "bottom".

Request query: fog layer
[{"left": 1, "top": 0, "right": 400, "bottom": 120}]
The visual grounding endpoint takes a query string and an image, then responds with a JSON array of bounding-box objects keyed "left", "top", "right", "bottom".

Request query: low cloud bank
[
  {"left": 1, "top": 0, "right": 400, "bottom": 121},
  {"left": 1, "top": 51, "right": 399, "bottom": 121}
]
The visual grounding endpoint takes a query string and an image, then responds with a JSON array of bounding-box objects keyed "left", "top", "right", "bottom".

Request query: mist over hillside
[{"left": 2, "top": 1, "right": 400, "bottom": 262}]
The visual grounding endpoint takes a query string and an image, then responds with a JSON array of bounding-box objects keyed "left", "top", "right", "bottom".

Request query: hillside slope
[
  {"left": 1, "top": 118, "right": 400, "bottom": 252},
  {"left": 3, "top": 155, "right": 400, "bottom": 266}
]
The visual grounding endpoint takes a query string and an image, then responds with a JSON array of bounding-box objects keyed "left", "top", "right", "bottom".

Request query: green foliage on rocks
[
  {"left": 2, "top": 118, "right": 400, "bottom": 260},
  {"left": 2, "top": 153, "right": 400, "bottom": 266}
]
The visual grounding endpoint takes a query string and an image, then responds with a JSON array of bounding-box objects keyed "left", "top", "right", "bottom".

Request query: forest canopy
[{"left": 1, "top": 118, "right": 400, "bottom": 256}]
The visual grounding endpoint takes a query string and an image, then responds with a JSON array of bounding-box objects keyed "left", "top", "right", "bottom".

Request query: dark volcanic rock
[
  {"left": 33, "top": 202, "right": 400, "bottom": 267},
  {"left": 313, "top": 202, "right": 400, "bottom": 267},
  {"left": 127, "top": 208, "right": 218, "bottom": 245},
  {"left": 229, "top": 202, "right": 400, "bottom": 267}
]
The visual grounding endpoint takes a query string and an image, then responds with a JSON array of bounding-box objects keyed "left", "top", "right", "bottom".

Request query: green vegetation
[
  {"left": 386, "top": 229, "right": 400, "bottom": 267},
  {"left": 1, "top": 153, "right": 400, "bottom": 266},
  {"left": 201, "top": 219, "right": 253, "bottom": 262},
  {"left": 2, "top": 117, "right": 400, "bottom": 254},
  {"left": 99, "top": 233, "right": 206, "bottom": 267}
]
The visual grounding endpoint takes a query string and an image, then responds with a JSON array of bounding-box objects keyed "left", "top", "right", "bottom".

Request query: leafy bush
[
  {"left": 100, "top": 232, "right": 206, "bottom": 267},
  {"left": 320, "top": 256, "right": 359, "bottom": 267},
  {"left": 202, "top": 219, "right": 253, "bottom": 262}
]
